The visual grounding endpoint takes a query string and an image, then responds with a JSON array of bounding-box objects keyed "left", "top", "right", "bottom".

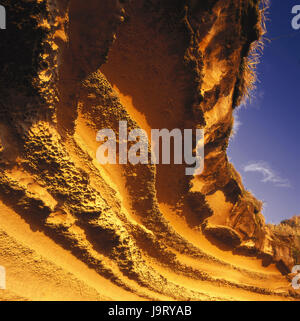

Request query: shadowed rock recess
[{"left": 0, "top": 0, "right": 299, "bottom": 301}]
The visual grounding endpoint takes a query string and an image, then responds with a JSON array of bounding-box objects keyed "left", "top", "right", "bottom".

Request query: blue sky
[{"left": 228, "top": 1, "right": 300, "bottom": 224}]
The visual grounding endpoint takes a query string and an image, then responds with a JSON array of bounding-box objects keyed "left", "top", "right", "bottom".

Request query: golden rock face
[{"left": 0, "top": 0, "right": 299, "bottom": 301}]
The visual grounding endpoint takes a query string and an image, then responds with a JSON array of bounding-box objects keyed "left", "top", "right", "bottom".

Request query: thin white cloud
[
  {"left": 243, "top": 161, "right": 291, "bottom": 188},
  {"left": 232, "top": 114, "right": 242, "bottom": 137},
  {"left": 230, "top": 112, "right": 242, "bottom": 140},
  {"left": 243, "top": 89, "right": 265, "bottom": 109}
]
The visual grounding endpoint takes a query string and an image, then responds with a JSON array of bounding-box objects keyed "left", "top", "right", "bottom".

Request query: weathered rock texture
[{"left": 0, "top": 0, "right": 299, "bottom": 300}]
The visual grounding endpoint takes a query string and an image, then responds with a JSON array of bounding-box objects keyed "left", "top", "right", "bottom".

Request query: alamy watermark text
[
  {"left": 96, "top": 121, "right": 204, "bottom": 176},
  {"left": 0, "top": 5, "right": 6, "bottom": 29},
  {"left": 0, "top": 266, "right": 6, "bottom": 290},
  {"left": 292, "top": 5, "right": 300, "bottom": 30}
]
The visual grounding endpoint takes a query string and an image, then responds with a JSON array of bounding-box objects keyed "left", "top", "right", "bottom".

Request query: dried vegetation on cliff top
[{"left": 0, "top": 0, "right": 299, "bottom": 300}]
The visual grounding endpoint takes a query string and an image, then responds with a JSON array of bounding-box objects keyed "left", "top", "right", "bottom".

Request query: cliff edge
[{"left": 0, "top": 0, "right": 299, "bottom": 300}]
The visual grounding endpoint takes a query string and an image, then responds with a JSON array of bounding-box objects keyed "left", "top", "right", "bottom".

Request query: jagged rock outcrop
[
  {"left": 0, "top": 0, "right": 299, "bottom": 300},
  {"left": 267, "top": 217, "right": 300, "bottom": 274}
]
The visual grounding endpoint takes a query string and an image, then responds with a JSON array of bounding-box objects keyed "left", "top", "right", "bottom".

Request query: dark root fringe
[{"left": 239, "top": 0, "right": 270, "bottom": 106}]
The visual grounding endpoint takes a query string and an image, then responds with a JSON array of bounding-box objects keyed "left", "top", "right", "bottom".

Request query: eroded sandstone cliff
[{"left": 0, "top": 0, "right": 299, "bottom": 300}]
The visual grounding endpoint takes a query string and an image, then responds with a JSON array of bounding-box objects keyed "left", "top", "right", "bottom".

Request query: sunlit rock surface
[{"left": 0, "top": 0, "right": 299, "bottom": 301}]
